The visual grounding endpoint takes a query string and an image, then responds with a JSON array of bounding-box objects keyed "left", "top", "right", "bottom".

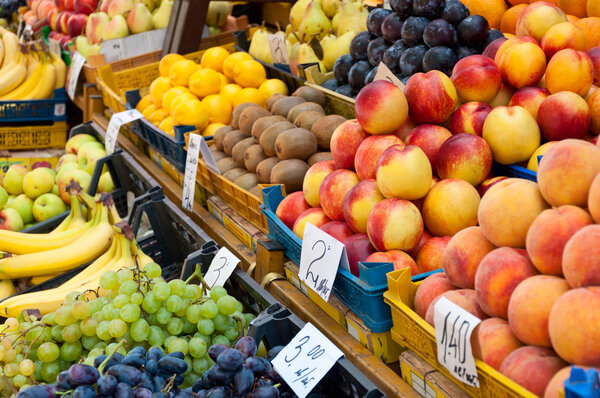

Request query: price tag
[
  {"left": 67, "top": 51, "right": 86, "bottom": 100},
  {"left": 268, "top": 32, "right": 289, "bottom": 65},
  {"left": 203, "top": 247, "right": 240, "bottom": 288},
  {"left": 182, "top": 133, "right": 202, "bottom": 211},
  {"left": 100, "top": 38, "right": 125, "bottom": 63},
  {"left": 105, "top": 109, "right": 143, "bottom": 154},
  {"left": 49, "top": 38, "right": 61, "bottom": 57},
  {"left": 383, "top": 0, "right": 392, "bottom": 10},
  {"left": 272, "top": 322, "right": 344, "bottom": 398},
  {"left": 199, "top": 136, "right": 221, "bottom": 175},
  {"left": 434, "top": 296, "right": 482, "bottom": 388},
  {"left": 299, "top": 222, "right": 349, "bottom": 302},
  {"left": 374, "top": 62, "right": 405, "bottom": 91},
  {"left": 54, "top": 103, "right": 66, "bottom": 117}
]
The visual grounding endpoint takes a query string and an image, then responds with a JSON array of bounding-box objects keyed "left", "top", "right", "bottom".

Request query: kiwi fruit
[
  {"left": 231, "top": 137, "right": 256, "bottom": 167},
  {"left": 232, "top": 103, "right": 261, "bottom": 129},
  {"left": 266, "top": 93, "right": 286, "bottom": 111},
  {"left": 238, "top": 107, "right": 270, "bottom": 136},
  {"left": 293, "top": 86, "right": 327, "bottom": 107},
  {"left": 251, "top": 115, "right": 286, "bottom": 141},
  {"left": 222, "top": 130, "right": 247, "bottom": 156},
  {"left": 311, "top": 115, "right": 346, "bottom": 149},
  {"left": 244, "top": 144, "right": 267, "bottom": 173},
  {"left": 223, "top": 168, "right": 248, "bottom": 181},
  {"left": 271, "top": 96, "right": 305, "bottom": 118},
  {"left": 256, "top": 157, "right": 279, "bottom": 183},
  {"left": 249, "top": 185, "right": 261, "bottom": 198},
  {"left": 275, "top": 128, "right": 318, "bottom": 160},
  {"left": 211, "top": 151, "right": 228, "bottom": 162},
  {"left": 216, "top": 157, "right": 237, "bottom": 174},
  {"left": 260, "top": 121, "right": 294, "bottom": 157},
  {"left": 287, "top": 102, "right": 325, "bottom": 123},
  {"left": 294, "top": 111, "right": 325, "bottom": 131},
  {"left": 234, "top": 173, "right": 260, "bottom": 191},
  {"left": 214, "top": 126, "right": 233, "bottom": 151},
  {"left": 308, "top": 152, "right": 334, "bottom": 165},
  {"left": 270, "top": 159, "right": 310, "bottom": 193}
]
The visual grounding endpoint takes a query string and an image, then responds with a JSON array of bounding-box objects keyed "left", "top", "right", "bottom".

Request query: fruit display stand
[{"left": 304, "top": 63, "right": 356, "bottom": 119}]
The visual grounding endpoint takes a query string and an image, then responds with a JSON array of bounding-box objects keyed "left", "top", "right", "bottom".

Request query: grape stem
[
  {"left": 1, "top": 373, "right": 16, "bottom": 395},
  {"left": 162, "top": 373, "right": 176, "bottom": 393},
  {"left": 24, "top": 324, "right": 47, "bottom": 358},
  {"left": 97, "top": 339, "right": 127, "bottom": 374},
  {"left": 185, "top": 265, "right": 210, "bottom": 295}
]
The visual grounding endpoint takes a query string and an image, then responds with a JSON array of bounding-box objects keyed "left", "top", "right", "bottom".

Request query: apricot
[
  {"left": 562, "top": 225, "right": 600, "bottom": 288},
  {"left": 588, "top": 173, "right": 600, "bottom": 223},
  {"left": 545, "top": 49, "right": 594, "bottom": 96}
]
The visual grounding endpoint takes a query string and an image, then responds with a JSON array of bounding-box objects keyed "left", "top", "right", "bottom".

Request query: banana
[
  {"left": 0, "top": 31, "right": 18, "bottom": 70},
  {"left": 0, "top": 52, "right": 26, "bottom": 96},
  {"left": 0, "top": 39, "right": 4, "bottom": 69},
  {"left": 24, "top": 61, "right": 56, "bottom": 100},
  {"left": 30, "top": 272, "right": 62, "bottom": 285},
  {"left": 50, "top": 53, "right": 66, "bottom": 90},
  {"left": 0, "top": 280, "right": 15, "bottom": 301},
  {"left": 25, "top": 51, "right": 39, "bottom": 78},
  {"left": 48, "top": 195, "right": 86, "bottom": 234},
  {"left": 49, "top": 212, "right": 73, "bottom": 234},
  {"left": 0, "top": 57, "right": 43, "bottom": 100}
]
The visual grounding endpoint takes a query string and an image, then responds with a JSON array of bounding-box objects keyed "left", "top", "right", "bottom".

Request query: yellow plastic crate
[
  {"left": 304, "top": 64, "right": 356, "bottom": 120},
  {"left": 383, "top": 268, "right": 537, "bottom": 398},
  {"left": 0, "top": 122, "right": 68, "bottom": 150}
]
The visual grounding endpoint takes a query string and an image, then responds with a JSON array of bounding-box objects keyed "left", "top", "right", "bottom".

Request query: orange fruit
[
  {"left": 461, "top": 0, "right": 507, "bottom": 28},
  {"left": 588, "top": 0, "right": 600, "bottom": 17},
  {"left": 135, "top": 94, "right": 153, "bottom": 113},
  {"left": 567, "top": 14, "right": 580, "bottom": 23},
  {"left": 172, "top": 100, "right": 209, "bottom": 130},
  {"left": 507, "top": 0, "right": 528, "bottom": 4},
  {"left": 159, "top": 116, "right": 174, "bottom": 136},
  {"left": 575, "top": 17, "right": 600, "bottom": 49},
  {"left": 233, "top": 60, "right": 266, "bottom": 88},
  {"left": 168, "top": 60, "right": 199, "bottom": 87},
  {"left": 556, "top": 0, "right": 586, "bottom": 18},
  {"left": 501, "top": 4, "right": 528, "bottom": 35},
  {"left": 233, "top": 88, "right": 266, "bottom": 108},
  {"left": 258, "top": 79, "right": 288, "bottom": 99},
  {"left": 159, "top": 54, "right": 185, "bottom": 77},
  {"left": 200, "top": 47, "right": 230, "bottom": 73},
  {"left": 220, "top": 84, "right": 242, "bottom": 103},
  {"left": 149, "top": 77, "right": 172, "bottom": 108},
  {"left": 162, "top": 86, "right": 189, "bottom": 115},
  {"left": 188, "top": 68, "right": 222, "bottom": 99},
  {"left": 201, "top": 94, "right": 232, "bottom": 124},
  {"left": 222, "top": 52, "right": 253, "bottom": 80}
]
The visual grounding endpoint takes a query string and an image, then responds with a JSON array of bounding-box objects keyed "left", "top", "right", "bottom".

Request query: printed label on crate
[
  {"left": 67, "top": 51, "right": 86, "bottom": 100},
  {"left": 268, "top": 32, "right": 290, "bottom": 65},
  {"left": 299, "top": 222, "right": 350, "bottom": 302},
  {"left": 182, "top": 133, "right": 202, "bottom": 211},
  {"left": 272, "top": 322, "right": 344, "bottom": 398},
  {"left": 105, "top": 109, "right": 144, "bottom": 154},
  {"left": 54, "top": 103, "right": 66, "bottom": 117},
  {"left": 203, "top": 247, "right": 240, "bottom": 288},
  {"left": 374, "top": 62, "right": 405, "bottom": 91},
  {"left": 434, "top": 296, "right": 481, "bottom": 388},
  {"left": 199, "top": 136, "right": 220, "bottom": 175}
]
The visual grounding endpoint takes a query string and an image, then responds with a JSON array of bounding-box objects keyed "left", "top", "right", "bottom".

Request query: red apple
[
  {"left": 74, "top": 0, "right": 98, "bottom": 14},
  {"left": 342, "top": 233, "right": 376, "bottom": 276},
  {"left": 67, "top": 13, "right": 87, "bottom": 37},
  {"left": 275, "top": 191, "right": 311, "bottom": 230}
]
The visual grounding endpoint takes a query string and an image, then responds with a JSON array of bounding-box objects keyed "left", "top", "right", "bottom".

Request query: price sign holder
[
  {"left": 67, "top": 51, "right": 86, "bottom": 100},
  {"left": 203, "top": 246, "right": 240, "bottom": 288},
  {"left": 272, "top": 322, "right": 344, "bottom": 398},
  {"left": 268, "top": 32, "right": 289, "bottom": 65},
  {"left": 299, "top": 222, "right": 349, "bottom": 302},
  {"left": 374, "top": 62, "right": 405, "bottom": 91},
  {"left": 182, "top": 133, "right": 202, "bottom": 211},
  {"left": 105, "top": 109, "right": 143, "bottom": 154},
  {"left": 198, "top": 136, "right": 220, "bottom": 175},
  {"left": 434, "top": 296, "right": 481, "bottom": 388}
]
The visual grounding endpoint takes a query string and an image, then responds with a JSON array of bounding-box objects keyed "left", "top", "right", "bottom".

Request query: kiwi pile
[{"left": 210, "top": 86, "right": 347, "bottom": 196}]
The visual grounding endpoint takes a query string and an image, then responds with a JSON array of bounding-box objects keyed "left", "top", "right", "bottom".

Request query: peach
[
  {"left": 499, "top": 346, "right": 567, "bottom": 397},
  {"left": 589, "top": 173, "right": 600, "bottom": 223},
  {"left": 449, "top": 102, "right": 492, "bottom": 137},
  {"left": 501, "top": 4, "right": 528, "bottom": 35},
  {"left": 562, "top": 225, "right": 600, "bottom": 288},
  {"left": 488, "top": 84, "right": 515, "bottom": 108},
  {"left": 366, "top": 198, "right": 423, "bottom": 252},
  {"left": 319, "top": 221, "right": 354, "bottom": 242},
  {"left": 515, "top": 2, "right": 568, "bottom": 42},
  {"left": 342, "top": 233, "right": 375, "bottom": 276},
  {"left": 589, "top": 47, "right": 600, "bottom": 86},
  {"left": 355, "top": 80, "right": 408, "bottom": 134},
  {"left": 509, "top": 87, "right": 549, "bottom": 119},
  {"left": 405, "top": 125, "right": 452, "bottom": 173},
  {"left": 365, "top": 250, "right": 418, "bottom": 275},
  {"left": 544, "top": 366, "right": 595, "bottom": 398},
  {"left": 354, "top": 135, "right": 404, "bottom": 181},
  {"left": 549, "top": 287, "right": 600, "bottom": 366},
  {"left": 450, "top": 55, "right": 502, "bottom": 103},
  {"left": 342, "top": 179, "right": 385, "bottom": 233},
  {"left": 413, "top": 273, "right": 456, "bottom": 319},
  {"left": 302, "top": 160, "right": 336, "bottom": 207},
  {"left": 477, "top": 176, "right": 508, "bottom": 197},
  {"left": 507, "top": 275, "right": 570, "bottom": 347},
  {"left": 497, "top": 40, "right": 547, "bottom": 88},
  {"left": 478, "top": 178, "right": 549, "bottom": 248},
  {"left": 526, "top": 205, "right": 593, "bottom": 276},
  {"left": 442, "top": 226, "right": 496, "bottom": 289},
  {"left": 415, "top": 236, "right": 450, "bottom": 274},
  {"left": 472, "top": 318, "right": 523, "bottom": 371},
  {"left": 541, "top": 22, "right": 586, "bottom": 59},
  {"left": 392, "top": 116, "right": 416, "bottom": 142},
  {"left": 538, "top": 91, "right": 591, "bottom": 141},
  {"left": 319, "top": 169, "right": 359, "bottom": 221},
  {"left": 482, "top": 106, "right": 540, "bottom": 165},
  {"left": 404, "top": 71, "right": 458, "bottom": 124},
  {"left": 588, "top": 89, "right": 600, "bottom": 135},
  {"left": 425, "top": 289, "right": 487, "bottom": 327},
  {"left": 436, "top": 134, "right": 492, "bottom": 186},
  {"left": 483, "top": 37, "right": 508, "bottom": 60},
  {"left": 537, "top": 139, "right": 600, "bottom": 207},
  {"left": 475, "top": 247, "right": 539, "bottom": 318},
  {"left": 407, "top": 229, "right": 431, "bottom": 259},
  {"left": 376, "top": 145, "right": 432, "bottom": 200},
  {"left": 545, "top": 49, "right": 594, "bottom": 96},
  {"left": 330, "top": 120, "right": 369, "bottom": 170},
  {"left": 292, "top": 207, "right": 331, "bottom": 238},
  {"left": 422, "top": 179, "right": 480, "bottom": 237},
  {"left": 275, "top": 191, "right": 312, "bottom": 230}
]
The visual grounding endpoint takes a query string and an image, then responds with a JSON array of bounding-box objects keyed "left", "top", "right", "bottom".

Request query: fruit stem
[{"left": 97, "top": 339, "right": 127, "bottom": 374}]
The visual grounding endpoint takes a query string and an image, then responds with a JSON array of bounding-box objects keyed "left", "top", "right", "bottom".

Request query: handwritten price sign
[
  {"left": 272, "top": 323, "right": 344, "bottom": 398},
  {"left": 374, "top": 62, "right": 406, "bottom": 91},
  {"left": 203, "top": 247, "right": 240, "bottom": 288},
  {"left": 67, "top": 51, "right": 86, "bottom": 100},
  {"left": 105, "top": 109, "right": 143, "bottom": 154},
  {"left": 268, "top": 32, "right": 289, "bottom": 65},
  {"left": 182, "top": 133, "right": 201, "bottom": 211},
  {"left": 434, "top": 296, "right": 482, "bottom": 388}
]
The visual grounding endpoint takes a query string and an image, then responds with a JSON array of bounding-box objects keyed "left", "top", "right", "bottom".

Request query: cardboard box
[{"left": 0, "top": 149, "right": 64, "bottom": 176}]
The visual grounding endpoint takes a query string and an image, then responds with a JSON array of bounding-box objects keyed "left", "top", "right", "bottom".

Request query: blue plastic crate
[
  {"left": 492, "top": 161, "right": 537, "bottom": 182},
  {"left": 0, "top": 88, "right": 68, "bottom": 123},
  {"left": 261, "top": 184, "right": 302, "bottom": 264}
]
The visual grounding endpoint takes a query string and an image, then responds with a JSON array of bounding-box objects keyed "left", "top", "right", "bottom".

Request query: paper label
[
  {"left": 434, "top": 296, "right": 481, "bottom": 388},
  {"left": 383, "top": 0, "right": 392, "bottom": 10},
  {"left": 101, "top": 38, "right": 125, "bottom": 62},
  {"left": 182, "top": 133, "right": 201, "bottom": 211},
  {"left": 49, "top": 39, "right": 61, "bottom": 57},
  {"left": 105, "top": 109, "right": 143, "bottom": 154},
  {"left": 299, "top": 223, "right": 349, "bottom": 302},
  {"left": 203, "top": 246, "right": 240, "bottom": 288},
  {"left": 199, "top": 136, "right": 220, "bottom": 175},
  {"left": 272, "top": 323, "right": 344, "bottom": 398},
  {"left": 54, "top": 103, "right": 66, "bottom": 117},
  {"left": 268, "top": 32, "right": 289, "bottom": 65},
  {"left": 67, "top": 51, "right": 86, "bottom": 100},
  {"left": 374, "top": 62, "right": 405, "bottom": 91}
]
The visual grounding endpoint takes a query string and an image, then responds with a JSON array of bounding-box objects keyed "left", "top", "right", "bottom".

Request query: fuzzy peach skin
[
  {"left": 292, "top": 207, "right": 331, "bottom": 238},
  {"left": 545, "top": 49, "right": 594, "bottom": 96},
  {"left": 488, "top": 84, "right": 515, "bottom": 108},
  {"left": 509, "top": 87, "right": 549, "bottom": 120},
  {"left": 589, "top": 173, "right": 600, "bottom": 223},
  {"left": 354, "top": 135, "right": 404, "bottom": 180},
  {"left": 589, "top": 46, "right": 600, "bottom": 86},
  {"left": 355, "top": 80, "right": 409, "bottom": 134},
  {"left": 562, "top": 225, "right": 600, "bottom": 288},
  {"left": 365, "top": 250, "right": 418, "bottom": 275},
  {"left": 405, "top": 125, "right": 451, "bottom": 174},
  {"left": 515, "top": 1, "right": 568, "bottom": 42},
  {"left": 375, "top": 145, "right": 432, "bottom": 200},
  {"left": 413, "top": 273, "right": 456, "bottom": 319},
  {"left": 449, "top": 102, "right": 492, "bottom": 137},
  {"left": 404, "top": 71, "right": 458, "bottom": 124},
  {"left": 472, "top": 318, "right": 523, "bottom": 371},
  {"left": 435, "top": 133, "right": 492, "bottom": 186},
  {"left": 303, "top": 160, "right": 336, "bottom": 207},
  {"left": 342, "top": 179, "right": 385, "bottom": 233},
  {"left": 424, "top": 289, "right": 487, "bottom": 327},
  {"left": 415, "top": 236, "right": 450, "bottom": 274},
  {"left": 544, "top": 367, "right": 596, "bottom": 398},
  {"left": 330, "top": 120, "right": 369, "bottom": 170},
  {"left": 450, "top": 55, "right": 502, "bottom": 103},
  {"left": 540, "top": 22, "right": 586, "bottom": 59},
  {"left": 275, "top": 191, "right": 312, "bottom": 229},
  {"left": 319, "top": 169, "right": 359, "bottom": 222},
  {"left": 366, "top": 198, "right": 423, "bottom": 252}
]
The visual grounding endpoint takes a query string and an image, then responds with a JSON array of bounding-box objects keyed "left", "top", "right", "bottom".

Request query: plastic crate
[
  {"left": 383, "top": 268, "right": 537, "bottom": 398},
  {"left": 492, "top": 162, "right": 537, "bottom": 182},
  {"left": 83, "top": 52, "right": 163, "bottom": 85},
  {"left": 0, "top": 121, "right": 68, "bottom": 150},
  {"left": 0, "top": 89, "right": 68, "bottom": 123},
  {"left": 304, "top": 64, "right": 356, "bottom": 120}
]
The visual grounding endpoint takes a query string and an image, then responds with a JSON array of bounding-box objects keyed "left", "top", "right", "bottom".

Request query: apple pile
[{"left": 0, "top": 134, "right": 114, "bottom": 231}]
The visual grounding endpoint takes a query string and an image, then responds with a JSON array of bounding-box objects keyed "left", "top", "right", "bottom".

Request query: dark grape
[
  {"left": 147, "top": 347, "right": 164, "bottom": 362},
  {"left": 167, "top": 352, "right": 185, "bottom": 360},
  {"left": 206, "top": 386, "right": 233, "bottom": 398},
  {"left": 123, "top": 353, "right": 147, "bottom": 368},
  {"left": 348, "top": 60, "right": 372, "bottom": 91},
  {"left": 367, "top": 8, "right": 392, "bottom": 36},
  {"left": 193, "top": 374, "right": 212, "bottom": 392},
  {"left": 455, "top": 45, "right": 478, "bottom": 59},
  {"left": 413, "top": 0, "right": 444, "bottom": 19},
  {"left": 484, "top": 29, "right": 504, "bottom": 47},
  {"left": 266, "top": 346, "right": 285, "bottom": 362},
  {"left": 441, "top": 2, "right": 469, "bottom": 25},
  {"left": 335, "top": 84, "right": 355, "bottom": 97},
  {"left": 57, "top": 371, "right": 74, "bottom": 390},
  {"left": 381, "top": 13, "right": 404, "bottom": 43},
  {"left": 138, "top": 372, "right": 154, "bottom": 390},
  {"left": 401, "top": 75, "right": 410, "bottom": 84},
  {"left": 145, "top": 359, "right": 158, "bottom": 375},
  {"left": 133, "top": 387, "right": 153, "bottom": 398},
  {"left": 389, "top": 0, "right": 413, "bottom": 17},
  {"left": 233, "top": 368, "right": 254, "bottom": 395},
  {"left": 208, "top": 365, "right": 234, "bottom": 385},
  {"left": 349, "top": 31, "right": 373, "bottom": 61},
  {"left": 217, "top": 349, "right": 243, "bottom": 371},
  {"left": 234, "top": 337, "right": 258, "bottom": 359},
  {"left": 130, "top": 347, "right": 146, "bottom": 357},
  {"left": 153, "top": 375, "right": 167, "bottom": 392},
  {"left": 457, "top": 15, "right": 489, "bottom": 44},
  {"left": 333, "top": 54, "right": 354, "bottom": 84},
  {"left": 98, "top": 374, "right": 118, "bottom": 395},
  {"left": 244, "top": 356, "right": 272, "bottom": 377},
  {"left": 177, "top": 390, "right": 196, "bottom": 398},
  {"left": 69, "top": 364, "right": 100, "bottom": 385},
  {"left": 401, "top": 16, "right": 429, "bottom": 46},
  {"left": 73, "top": 385, "right": 96, "bottom": 398},
  {"left": 423, "top": 19, "right": 457, "bottom": 48},
  {"left": 252, "top": 386, "right": 279, "bottom": 398},
  {"left": 321, "top": 79, "right": 340, "bottom": 90},
  {"left": 399, "top": 44, "right": 427, "bottom": 75},
  {"left": 15, "top": 385, "right": 55, "bottom": 398},
  {"left": 367, "top": 37, "right": 390, "bottom": 66},
  {"left": 94, "top": 355, "right": 108, "bottom": 368},
  {"left": 158, "top": 356, "right": 188, "bottom": 375},
  {"left": 256, "top": 378, "right": 275, "bottom": 387},
  {"left": 365, "top": 66, "right": 379, "bottom": 85},
  {"left": 115, "top": 382, "right": 134, "bottom": 398},
  {"left": 266, "top": 368, "right": 283, "bottom": 384},
  {"left": 422, "top": 46, "right": 458, "bottom": 74},
  {"left": 107, "top": 365, "right": 143, "bottom": 386},
  {"left": 208, "top": 344, "right": 230, "bottom": 362},
  {"left": 153, "top": 393, "right": 167, "bottom": 398},
  {"left": 113, "top": 352, "right": 126, "bottom": 363}
]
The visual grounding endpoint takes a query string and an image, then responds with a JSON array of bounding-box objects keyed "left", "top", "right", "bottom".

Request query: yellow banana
[
  {"left": 24, "top": 61, "right": 56, "bottom": 100},
  {"left": 0, "top": 280, "right": 15, "bottom": 301},
  {"left": 30, "top": 272, "right": 62, "bottom": 285},
  {"left": 49, "top": 212, "right": 73, "bottom": 234},
  {"left": 48, "top": 195, "right": 85, "bottom": 234},
  {"left": 0, "top": 31, "right": 18, "bottom": 70},
  {"left": 0, "top": 39, "right": 4, "bottom": 69},
  {"left": 50, "top": 53, "right": 65, "bottom": 90},
  {"left": 0, "top": 53, "right": 26, "bottom": 96},
  {"left": 0, "top": 58, "right": 43, "bottom": 100},
  {"left": 25, "top": 51, "right": 39, "bottom": 78}
]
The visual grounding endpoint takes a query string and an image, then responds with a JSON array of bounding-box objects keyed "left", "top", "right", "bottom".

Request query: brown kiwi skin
[
  {"left": 256, "top": 157, "right": 279, "bottom": 183},
  {"left": 214, "top": 126, "right": 234, "bottom": 151},
  {"left": 270, "top": 96, "right": 305, "bottom": 118},
  {"left": 232, "top": 137, "right": 256, "bottom": 167},
  {"left": 211, "top": 151, "right": 228, "bottom": 162},
  {"left": 287, "top": 102, "right": 325, "bottom": 123},
  {"left": 274, "top": 128, "right": 318, "bottom": 160},
  {"left": 311, "top": 114, "right": 347, "bottom": 150},
  {"left": 292, "top": 86, "right": 327, "bottom": 107},
  {"left": 232, "top": 103, "right": 260, "bottom": 129},
  {"left": 259, "top": 121, "right": 294, "bottom": 157},
  {"left": 294, "top": 111, "right": 325, "bottom": 131},
  {"left": 238, "top": 107, "right": 270, "bottom": 136},
  {"left": 308, "top": 152, "right": 334, "bottom": 166},
  {"left": 249, "top": 185, "right": 261, "bottom": 198},
  {"left": 222, "top": 130, "right": 247, "bottom": 156},
  {"left": 244, "top": 144, "right": 267, "bottom": 173},
  {"left": 234, "top": 173, "right": 260, "bottom": 191},
  {"left": 223, "top": 168, "right": 248, "bottom": 181},
  {"left": 270, "top": 159, "right": 310, "bottom": 193},
  {"left": 251, "top": 115, "right": 286, "bottom": 141},
  {"left": 266, "top": 93, "right": 286, "bottom": 111},
  {"left": 216, "top": 157, "right": 237, "bottom": 173}
]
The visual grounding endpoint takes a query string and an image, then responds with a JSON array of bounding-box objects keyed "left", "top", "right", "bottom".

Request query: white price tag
[
  {"left": 49, "top": 38, "right": 61, "bottom": 57},
  {"left": 268, "top": 32, "right": 289, "bottom": 65},
  {"left": 434, "top": 297, "right": 481, "bottom": 388},
  {"left": 272, "top": 323, "right": 344, "bottom": 398},
  {"left": 105, "top": 109, "right": 143, "bottom": 154},
  {"left": 54, "top": 103, "right": 66, "bottom": 117},
  {"left": 299, "top": 223, "right": 349, "bottom": 302},
  {"left": 383, "top": 0, "right": 392, "bottom": 10},
  {"left": 100, "top": 38, "right": 125, "bottom": 63},
  {"left": 199, "top": 136, "right": 220, "bottom": 175},
  {"left": 203, "top": 247, "right": 240, "bottom": 288},
  {"left": 182, "top": 133, "right": 202, "bottom": 211},
  {"left": 67, "top": 51, "right": 86, "bottom": 100},
  {"left": 374, "top": 62, "right": 405, "bottom": 91}
]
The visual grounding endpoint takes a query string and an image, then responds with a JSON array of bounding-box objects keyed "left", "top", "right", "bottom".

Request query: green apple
[
  {"left": 33, "top": 193, "right": 68, "bottom": 222},
  {"left": 39, "top": 167, "right": 57, "bottom": 179},
  {"left": 5, "top": 194, "right": 34, "bottom": 224},
  {"left": 98, "top": 172, "right": 115, "bottom": 193},
  {"left": 0, "top": 186, "right": 7, "bottom": 208},
  {"left": 3, "top": 164, "right": 27, "bottom": 195},
  {"left": 22, "top": 168, "right": 55, "bottom": 199},
  {"left": 57, "top": 154, "right": 78, "bottom": 169},
  {"left": 77, "top": 142, "right": 105, "bottom": 162},
  {"left": 65, "top": 134, "right": 98, "bottom": 154},
  {"left": 0, "top": 208, "right": 24, "bottom": 231},
  {"left": 51, "top": 184, "right": 59, "bottom": 195},
  {"left": 56, "top": 163, "right": 79, "bottom": 183},
  {"left": 57, "top": 169, "right": 92, "bottom": 204},
  {"left": 79, "top": 148, "right": 108, "bottom": 175}
]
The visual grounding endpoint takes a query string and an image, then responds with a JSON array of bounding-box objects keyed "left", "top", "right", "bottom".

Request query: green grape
[
  {"left": 166, "top": 295, "right": 183, "bottom": 313},
  {"left": 153, "top": 282, "right": 170, "bottom": 301},
  {"left": 71, "top": 301, "right": 90, "bottom": 320},
  {"left": 113, "top": 294, "right": 129, "bottom": 309},
  {"left": 106, "top": 288, "right": 119, "bottom": 299},
  {"left": 18, "top": 359, "right": 34, "bottom": 377},
  {"left": 210, "top": 286, "right": 227, "bottom": 302},
  {"left": 106, "top": 343, "right": 127, "bottom": 356},
  {"left": 51, "top": 325, "right": 64, "bottom": 343},
  {"left": 167, "top": 338, "right": 188, "bottom": 355},
  {"left": 199, "top": 301, "right": 218, "bottom": 319},
  {"left": 234, "top": 300, "right": 243, "bottom": 313},
  {"left": 224, "top": 327, "right": 239, "bottom": 341},
  {"left": 147, "top": 314, "right": 158, "bottom": 325},
  {"left": 12, "top": 374, "right": 26, "bottom": 388},
  {"left": 83, "top": 356, "right": 95, "bottom": 366},
  {"left": 54, "top": 305, "right": 76, "bottom": 326},
  {"left": 182, "top": 319, "right": 196, "bottom": 334},
  {"left": 120, "top": 304, "right": 141, "bottom": 323},
  {"left": 32, "top": 326, "right": 52, "bottom": 344},
  {"left": 93, "top": 342, "right": 107, "bottom": 351},
  {"left": 88, "top": 348, "right": 104, "bottom": 358},
  {"left": 142, "top": 292, "right": 160, "bottom": 314},
  {"left": 143, "top": 262, "right": 162, "bottom": 278},
  {"left": 37, "top": 342, "right": 60, "bottom": 363},
  {"left": 212, "top": 335, "right": 229, "bottom": 346},
  {"left": 92, "top": 313, "right": 105, "bottom": 327},
  {"left": 14, "top": 353, "right": 24, "bottom": 363},
  {"left": 60, "top": 341, "right": 82, "bottom": 362},
  {"left": 147, "top": 326, "right": 164, "bottom": 346},
  {"left": 168, "top": 279, "right": 186, "bottom": 297},
  {"left": 0, "top": 345, "right": 5, "bottom": 361},
  {"left": 65, "top": 291, "right": 80, "bottom": 303},
  {"left": 82, "top": 335, "right": 100, "bottom": 351},
  {"left": 192, "top": 357, "right": 210, "bottom": 374},
  {"left": 110, "top": 308, "right": 121, "bottom": 320},
  {"left": 184, "top": 372, "right": 200, "bottom": 387},
  {"left": 4, "top": 317, "right": 19, "bottom": 332},
  {"left": 109, "top": 319, "right": 127, "bottom": 338},
  {"left": 80, "top": 318, "right": 98, "bottom": 337},
  {"left": 196, "top": 334, "right": 211, "bottom": 346},
  {"left": 183, "top": 285, "right": 197, "bottom": 300},
  {"left": 186, "top": 305, "right": 202, "bottom": 324},
  {"left": 197, "top": 319, "right": 214, "bottom": 335},
  {"left": 156, "top": 308, "right": 172, "bottom": 325},
  {"left": 183, "top": 356, "right": 192, "bottom": 375},
  {"left": 99, "top": 271, "right": 119, "bottom": 290},
  {"left": 175, "top": 300, "right": 189, "bottom": 318},
  {"left": 101, "top": 303, "right": 113, "bottom": 320},
  {"left": 34, "top": 360, "right": 43, "bottom": 381},
  {"left": 130, "top": 292, "right": 143, "bottom": 306},
  {"left": 41, "top": 361, "right": 61, "bottom": 383},
  {"left": 188, "top": 337, "right": 207, "bottom": 358},
  {"left": 3, "top": 348, "right": 15, "bottom": 362},
  {"left": 212, "top": 313, "right": 229, "bottom": 332},
  {"left": 40, "top": 313, "right": 55, "bottom": 326},
  {"left": 167, "top": 318, "right": 184, "bottom": 335},
  {"left": 130, "top": 319, "right": 149, "bottom": 342},
  {"left": 243, "top": 313, "right": 255, "bottom": 327},
  {"left": 61, "top": 323, "right": 82, "bottom": 342},
  {"left": 217, "top": 295, "right": 237, "bottom": 316},
  {"left": 88, "top": 299, "right": 103, "bottom": 315},
  {"left": 96, "top": 321, "right": 111, "bottom": 341},
  {"left": 117, "top": 268, "right": 133, "bottom": 283},
  {"left": 119, "top": 280, "right": 137, "bottom": 296}
]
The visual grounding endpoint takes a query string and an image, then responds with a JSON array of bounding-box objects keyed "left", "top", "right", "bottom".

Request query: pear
[
  {"left": 86, "top": 12, "right": 110, "bottom": 45},
  {"left": 323, "top": 31, "right": 354, "bottom": 71},
  {"left": 136, "top": 0, "right": 155, "bottom": 12},
  {"left": 249, "top": 27, "right": 272, "bottom": 64},
  {"left": 206, "top": 1, "right": 231, "bottom": 27},
  {"left": 331, "top": 13, "right": 339, "bottom": 32},
  {"left": 298, "top": 0, "right": 331, "bottom": 42},
  {"left": 88, "top": 44, "right": 101, "bottom": 57},
  {"left": 103, "top": 15, "right": 129, "bottom": 40},
  {"left": 152, "top": 0, "right": 172, "bottom": 29},
  {"left": 298, "top": 43, "right": 325, "bottom": 72},
  {"left": 289, "top": 0, "right": 310, "bottom": 32},
  {"left": 127, "top": 3, "right": 154, "bottom": 33},
  {"left": 337, "top": 0, "right": 367, "bottom": 36},
  {"left": 322, "top": 0, "right": 340, "bottom": 18},
  {"left": 287, "top": 29, "right": 299, "bottom": 45},
  {"left": 107, "top": 0, "right": 133, "bottom": 18},
  {"left": 75, "top": 35, "right": 91, "bottom": 59}
]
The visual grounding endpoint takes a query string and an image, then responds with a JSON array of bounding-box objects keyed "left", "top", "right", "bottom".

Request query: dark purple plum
[
  {"left": 455, "top": 44, "right": 478, "bottom": 59},
  {"left": 400, "top": 75, "right": 410, "bottom": 84},
  {"left": 367, "top": 8, "right": 393, "bottom": 35},
  {"left": 383, "top": 39, "right": 407, "bottom": 73},
  {"left": 413, "top": 0, "right": 444, "bottom": 18},
  {"left": 348, "top": 60, "right": 373, "bottom": 91},
  {"left": 399, "top": 44, "right": 427, "bottom": 76},
  {"left": 335, "top": 84, "right": 355, "bottom": 97},
  {"left": 365, "top": 66, "right": 379, "bottom": 85},
  {"left": 441, "top": 2, "right": 469, "bottom": 25},
  {"left": 457, "top": 15, "right": 489, "bottom": 44},
  {"left": 350, "top": 31, "right": 374, "bottom": 60},
  {"left": 321, "top": 79, "right": 339, "bottom": 90},
  {"left": 381, "top": 13, "right": 404, "bottom": 42},
  {"left": 423, "top": 19, "right": 457, "bottom": 47},
  {"left": 217, "top": 349, "right": 243, "bottom": 371},
  {"left": 333, "top": 54, "right": 354, "bottom": 84},
  {"left": 251, "top": 386, "right": 279, "bottom": 398},
  {"left": 265, "top": 346, "right": 284, "bottom": 362},
  {"left": 484, "top": 29, "right": 504, "bottom": 47},
  {"left": 401, "top": 16, "right": 429, "bottom": 46},
  {"left": 367, "top": 36, "right": 390, "bottom": 66},
  {"left": 389, "top": 0, "right": 413, "bottom": 17},
  {"left": 422, "top": 46, "right": 458, "bottom": 74}
]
